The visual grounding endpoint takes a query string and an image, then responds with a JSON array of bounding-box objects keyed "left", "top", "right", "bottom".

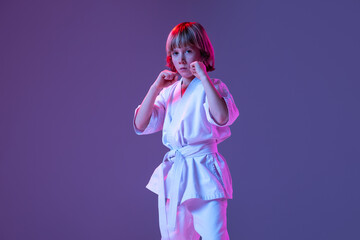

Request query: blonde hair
[{"left": 166, "top": 22, "right": 215, "bottom": 72}]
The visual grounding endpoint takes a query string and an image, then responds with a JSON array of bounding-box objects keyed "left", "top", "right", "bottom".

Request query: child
[{"left": 133, "top": 22, "right": 239, "bottom": 240}]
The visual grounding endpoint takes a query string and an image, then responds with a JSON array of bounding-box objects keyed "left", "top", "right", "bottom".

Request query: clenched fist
[
  {"left": 190, "top": 61, "right": 208, "bottom": 80},
  {"left": 154, "top": 70, "right": 178, "bottom": 90}
]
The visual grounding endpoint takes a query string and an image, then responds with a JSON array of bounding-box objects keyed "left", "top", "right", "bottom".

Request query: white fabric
[
  {"left": 134, "top": 77, "right": 239, "bottom": 238},
  {"left": 157, "top": 143, "right": 219, "bottom": 237},
  {"left": 163, "top": 198, "right": 229, "bottom": 240}
]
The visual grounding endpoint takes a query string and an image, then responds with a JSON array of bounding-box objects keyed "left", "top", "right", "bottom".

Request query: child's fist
[
  {"left": 154, "top": 70, "right": 178, "bottom": 90},
  {"left": 190, "top": 61, "right": 207, "bottom": 79}
]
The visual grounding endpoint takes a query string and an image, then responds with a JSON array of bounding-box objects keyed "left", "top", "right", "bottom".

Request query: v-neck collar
[
  {"left": 168, "top": 77, "right": 200, "bottom": 135},
  {"left": 180, "top": 77, "right": 199, "bottom": 98}
]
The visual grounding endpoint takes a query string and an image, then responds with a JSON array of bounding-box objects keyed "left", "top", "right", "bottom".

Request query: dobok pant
[{"left": 160, "top": 198, "right": 229, "bottom": 240}]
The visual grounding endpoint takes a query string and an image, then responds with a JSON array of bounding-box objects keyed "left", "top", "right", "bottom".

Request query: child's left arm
[{"left": 190, "top": 61, "right": 229, "bottom": 126}]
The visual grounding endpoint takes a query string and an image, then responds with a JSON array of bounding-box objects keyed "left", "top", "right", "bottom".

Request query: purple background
[{"left": 1, "top": 0, "right": 359, "bottom": 239}]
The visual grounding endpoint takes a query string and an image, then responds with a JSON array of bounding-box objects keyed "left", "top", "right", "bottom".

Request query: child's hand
[
  {"left": 154, "top": 70, "right": 178, "bottom": 90},
  {"left": 190, "top": 61, "right": 208, "bottom": 80}
]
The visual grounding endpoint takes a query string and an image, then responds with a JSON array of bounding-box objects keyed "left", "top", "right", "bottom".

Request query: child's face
[{"left": 171, "top": 45, "right": 202, "bottom": 79}]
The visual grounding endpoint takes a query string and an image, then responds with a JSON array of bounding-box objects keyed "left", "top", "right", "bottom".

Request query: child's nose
[{"left": 179, "top": 54, "right": 186, "bottom": 63}]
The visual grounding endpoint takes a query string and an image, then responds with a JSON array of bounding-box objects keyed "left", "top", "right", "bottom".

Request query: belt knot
[{"left": 158, "top": 142, "right": 218, "bottom": 237}]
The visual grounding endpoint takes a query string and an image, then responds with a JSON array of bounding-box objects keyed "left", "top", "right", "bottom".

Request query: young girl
[{"left": 134, "top": 22, "right": 239, "bottom": 240}]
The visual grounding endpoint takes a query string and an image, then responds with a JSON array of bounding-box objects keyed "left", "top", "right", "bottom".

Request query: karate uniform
[{"left": 134, "top": 77, "right": 239, "bottom": 239}]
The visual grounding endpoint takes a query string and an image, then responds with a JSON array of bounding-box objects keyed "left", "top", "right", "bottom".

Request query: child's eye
[
  {"left": 186, "top": 50, "right": 192, "bottom": 53},
  {"left": 172, "top": 51, "right": 178, "bottom": 56}
]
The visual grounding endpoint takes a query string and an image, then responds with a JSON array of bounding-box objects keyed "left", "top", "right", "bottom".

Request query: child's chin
[{"left": 179, "top": 73, "right": 194, "bottom": 79}]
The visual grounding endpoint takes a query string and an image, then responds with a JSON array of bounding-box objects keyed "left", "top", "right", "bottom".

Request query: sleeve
[
  {"left": 203, "top": 79, "right": 239, "bottom": 127},
  {"left": 133, "top": 89, "right": 167, "bottom": 135}
]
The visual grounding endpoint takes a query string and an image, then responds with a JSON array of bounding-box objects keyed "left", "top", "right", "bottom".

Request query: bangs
[{"left": 167, "top": 25, "right": 198, "bottom": 53}]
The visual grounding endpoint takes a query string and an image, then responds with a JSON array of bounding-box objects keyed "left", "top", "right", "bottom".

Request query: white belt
[{"left": 158, "top": 143, "right": 218, "bottom": 238}]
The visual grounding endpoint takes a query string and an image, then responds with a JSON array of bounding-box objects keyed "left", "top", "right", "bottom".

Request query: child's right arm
[{"left": 134, "top": 70, "right": 178, "bottom": 132}]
